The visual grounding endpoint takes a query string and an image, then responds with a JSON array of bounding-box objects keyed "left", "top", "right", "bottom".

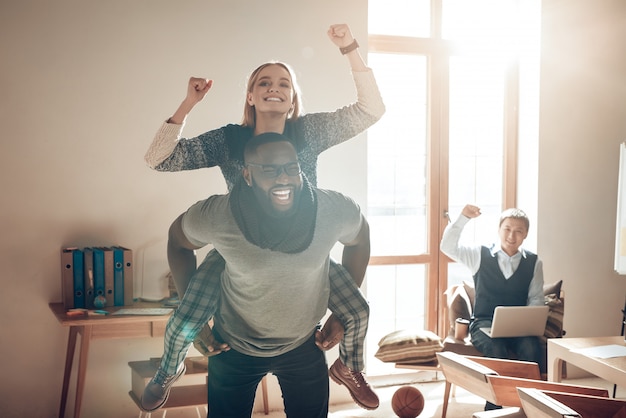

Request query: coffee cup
[{"left": 455, "top": 318, "right": 470, "bottom": 340}]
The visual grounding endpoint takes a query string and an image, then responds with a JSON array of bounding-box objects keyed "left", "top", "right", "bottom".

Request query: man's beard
[{"left": 251, "top": 179, "right": 301, "bottom": 218}]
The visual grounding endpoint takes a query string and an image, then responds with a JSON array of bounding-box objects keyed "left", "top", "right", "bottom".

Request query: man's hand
[
  {"left": 315, "top": 313, "right": 345, "bottom": 351},
  {"left": 462, "top": 204, "right": 482, "bottom": 219},
  {"left": 193, "top": 323, "right": 230, "bottom": 357}
]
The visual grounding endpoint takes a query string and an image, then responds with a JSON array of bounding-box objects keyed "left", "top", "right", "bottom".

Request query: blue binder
[
  {"left": 113, "top": 247, "right": 125, "bottom": 306},
  {"left": 92, "top": 248, "right": 106, "bottom": 308},
  {"left": 83, "top": 247, "right": 95, "bottom": 309},
  {"left": 72, "top": 249, "right": 85, "bottom": 309}
]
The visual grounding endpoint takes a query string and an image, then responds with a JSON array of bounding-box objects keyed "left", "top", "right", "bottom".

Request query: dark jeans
[
  {"left": 207, "top": 332, "right": 329, "bottom": 418},
  {"left": 470, "top": 318, "right": 545, "bottom": 373}
]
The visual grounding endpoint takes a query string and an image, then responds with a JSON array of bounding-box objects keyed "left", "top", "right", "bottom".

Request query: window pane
[
  {"left": 447, "top": 261, "right": 474, "bottom": 288},
  {"left": 368, "top": 0, "right": 431, "bottom": 38},
  {"left": 366, "top": 264, "right": 426, "bottom": 375},
  {"left": 514, "top": 0, "right": 541, "bottom": 251},
  {"left": 367, "top": 53, "right": 428, "bottom": 256},
  {"left": 443, "top": 0, "right": 519, "bottom": 47},
  {"left": 448, "top": 55, "right": 504, "bottom": 242}
]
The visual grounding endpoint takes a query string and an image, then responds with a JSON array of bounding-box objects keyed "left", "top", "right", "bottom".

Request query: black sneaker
[
  {"left": 485, "top": 401, "right": 503, "bottom": 411},
  {"left": 140, "top": 364, "right": 186, "bottom": 412}
]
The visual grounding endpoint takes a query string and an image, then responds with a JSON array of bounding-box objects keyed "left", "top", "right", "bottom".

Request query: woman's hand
[
  {"left": 327, "top": 23, "right": 355, "bottom": 48},
  {"left": 185, "top": 77, "right": 213, "bottom": 106},
  {"left": 326, "top": 23, "right": 367, "bottom": 71},
  {"left": 168, "top": 77, "right": 214, "bottom": 124},
  {"left": 193, "top": 322, "right": 230, "bottom": 357}
]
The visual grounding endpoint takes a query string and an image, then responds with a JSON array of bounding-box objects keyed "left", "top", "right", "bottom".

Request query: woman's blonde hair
[{"left": 241, "top": 62, "right": 302, "bottom": 127}]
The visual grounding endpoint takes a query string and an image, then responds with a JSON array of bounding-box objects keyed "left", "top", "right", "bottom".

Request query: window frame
[{"left": 366, "top": 23, "right": 519, "bottom": 336}]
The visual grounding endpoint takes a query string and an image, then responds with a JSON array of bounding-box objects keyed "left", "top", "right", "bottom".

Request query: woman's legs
[
  {"left": 142, "top": 250, "right": 226, "bottom": 411},
  {"left": 327, "top": 260, "right": 369, "bottom": 371},
  {"left": 326, "top": 260, "right": 378, "bottom": 410},
  {"left": 160, "top": 249, "right": 224, "bottom": 374}
]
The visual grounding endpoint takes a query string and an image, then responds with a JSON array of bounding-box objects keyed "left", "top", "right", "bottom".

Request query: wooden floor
[{"left": 130, "top": 375, "right": 626, "bottom": 417}]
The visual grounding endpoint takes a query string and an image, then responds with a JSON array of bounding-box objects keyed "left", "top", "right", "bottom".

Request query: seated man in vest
[{"left": 440, "top": 204, "right": 545, "bottom": 411}]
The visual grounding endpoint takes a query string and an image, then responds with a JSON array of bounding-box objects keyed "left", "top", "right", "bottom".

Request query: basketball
[{"left": 391, "top": 386, "right": 424, "bottom": 418}]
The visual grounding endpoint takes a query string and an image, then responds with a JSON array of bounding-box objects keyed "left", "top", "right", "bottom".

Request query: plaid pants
[{"left": 160, "top": 249, "right": 369, "bottom": 374}]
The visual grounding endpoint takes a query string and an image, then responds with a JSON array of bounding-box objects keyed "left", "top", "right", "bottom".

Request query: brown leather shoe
[{"left": 329, "top": 358, "right": 379, "bottom": 410}]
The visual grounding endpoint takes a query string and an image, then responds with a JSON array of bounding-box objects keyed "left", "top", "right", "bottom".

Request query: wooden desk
[
  {"left": 548, "top": 336, "right": 626, "bottom": 386},
  {"left": 49, "top": 302, "right": 171, "bottom": 418}
]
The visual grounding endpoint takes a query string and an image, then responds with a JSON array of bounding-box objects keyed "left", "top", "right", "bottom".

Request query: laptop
[{"left": 480, "top": 305, "right": 549, "bottom": 338}]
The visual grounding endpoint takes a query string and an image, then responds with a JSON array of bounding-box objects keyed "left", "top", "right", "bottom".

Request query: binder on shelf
[
  {"left": 101, "top": 247, "right": 115, "bottom": 307},
  {"left": 72, "top": 249, "right": 85, "bottom": 309},
  {"left": 92, "top": 248, "right": 106, "bottom": 308},
  {"left": 61, "top": 248, "right": 76, "bottom": 309},
  {"left": 116, "top": 246, "right": 134, "bottom": 306},
  {"left": 113, "top": 247, "right": 125, "bottom": 306},
  {"left": 83, "top": 247, "right": 95, "bottom": 309}
]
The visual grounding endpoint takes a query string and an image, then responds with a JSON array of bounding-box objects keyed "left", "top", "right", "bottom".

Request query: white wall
[
  {"left": 0, "top": 1, "right": 367, "bottom": 417},
  {"left": 538, "top": 0, "right": 626, "bottom": 356},
  {"left": 3, "top": 0, "right": 626, "bottom": 416}
]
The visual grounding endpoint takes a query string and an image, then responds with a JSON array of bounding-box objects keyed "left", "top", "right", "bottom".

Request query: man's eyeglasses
[{"left": 246, "top": 162, "right": 302, "bottom": 178}]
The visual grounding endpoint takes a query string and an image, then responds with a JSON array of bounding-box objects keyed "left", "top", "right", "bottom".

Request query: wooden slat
[
  {"left": 436, "top": 352, "right": 497, "bottom": 402},
  {"left": 468, "top": 356, "right": 541, "bottom": 380},
  {"left": 544, "top": 390, "right": 626, "bottom": 418},
  {"left": 517, "top": 387, "right": 581, "bottom": 418},
  {"left": 489, "top": 376, "right": 608, "bottom": 407},
  {"left": 91, "top": 322, "right": 153, "bottom": 339}
]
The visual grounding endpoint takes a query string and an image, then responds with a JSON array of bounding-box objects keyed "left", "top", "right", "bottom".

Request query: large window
[{"left": 366, "top": 0, "right": 540, "bottom": 376}]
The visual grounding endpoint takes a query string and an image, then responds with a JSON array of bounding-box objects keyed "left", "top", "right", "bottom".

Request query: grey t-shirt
[{"left": 182, "top": 188, "right": 363, "bottom": 357}]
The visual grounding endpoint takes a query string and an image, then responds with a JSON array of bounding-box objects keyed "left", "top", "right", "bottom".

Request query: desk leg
[
  {"left": 548, "top": 357, "right": 564, "bottom": 383},
  {"left": 73, "top": 325, "right": 93, "bottom": 418},
  {"left": 59, "top": 327, "right": 78, "bottom": 418}
]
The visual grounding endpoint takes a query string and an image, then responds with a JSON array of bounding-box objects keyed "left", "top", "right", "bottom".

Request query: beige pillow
[
  {"left": 543, "top": 293, "right": 565, "bottom": 339},
  {"left": 542, "top": 280, "right": 565, "bottom": 339},
  {"left": 374, "top": 329, "right": 443, "bottom": 364}
]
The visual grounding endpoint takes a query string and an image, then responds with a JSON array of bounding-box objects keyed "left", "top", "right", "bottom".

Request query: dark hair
[{"left": 243, "top": 132, "right": 295, "bottom": 162}]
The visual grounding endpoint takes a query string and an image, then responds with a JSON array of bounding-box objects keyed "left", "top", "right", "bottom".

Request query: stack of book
[{"left": 60, "top": 246, "right": 133, "bottom": 310}]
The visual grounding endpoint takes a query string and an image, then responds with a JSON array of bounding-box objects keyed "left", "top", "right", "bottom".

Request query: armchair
[{"left": 442, "top": 280, "right": 565, "bottom": 365}]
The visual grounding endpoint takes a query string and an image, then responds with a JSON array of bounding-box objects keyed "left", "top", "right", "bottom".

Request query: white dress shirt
[{"left": 440, "top": 214, "right": 545, "bottom": 306}]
